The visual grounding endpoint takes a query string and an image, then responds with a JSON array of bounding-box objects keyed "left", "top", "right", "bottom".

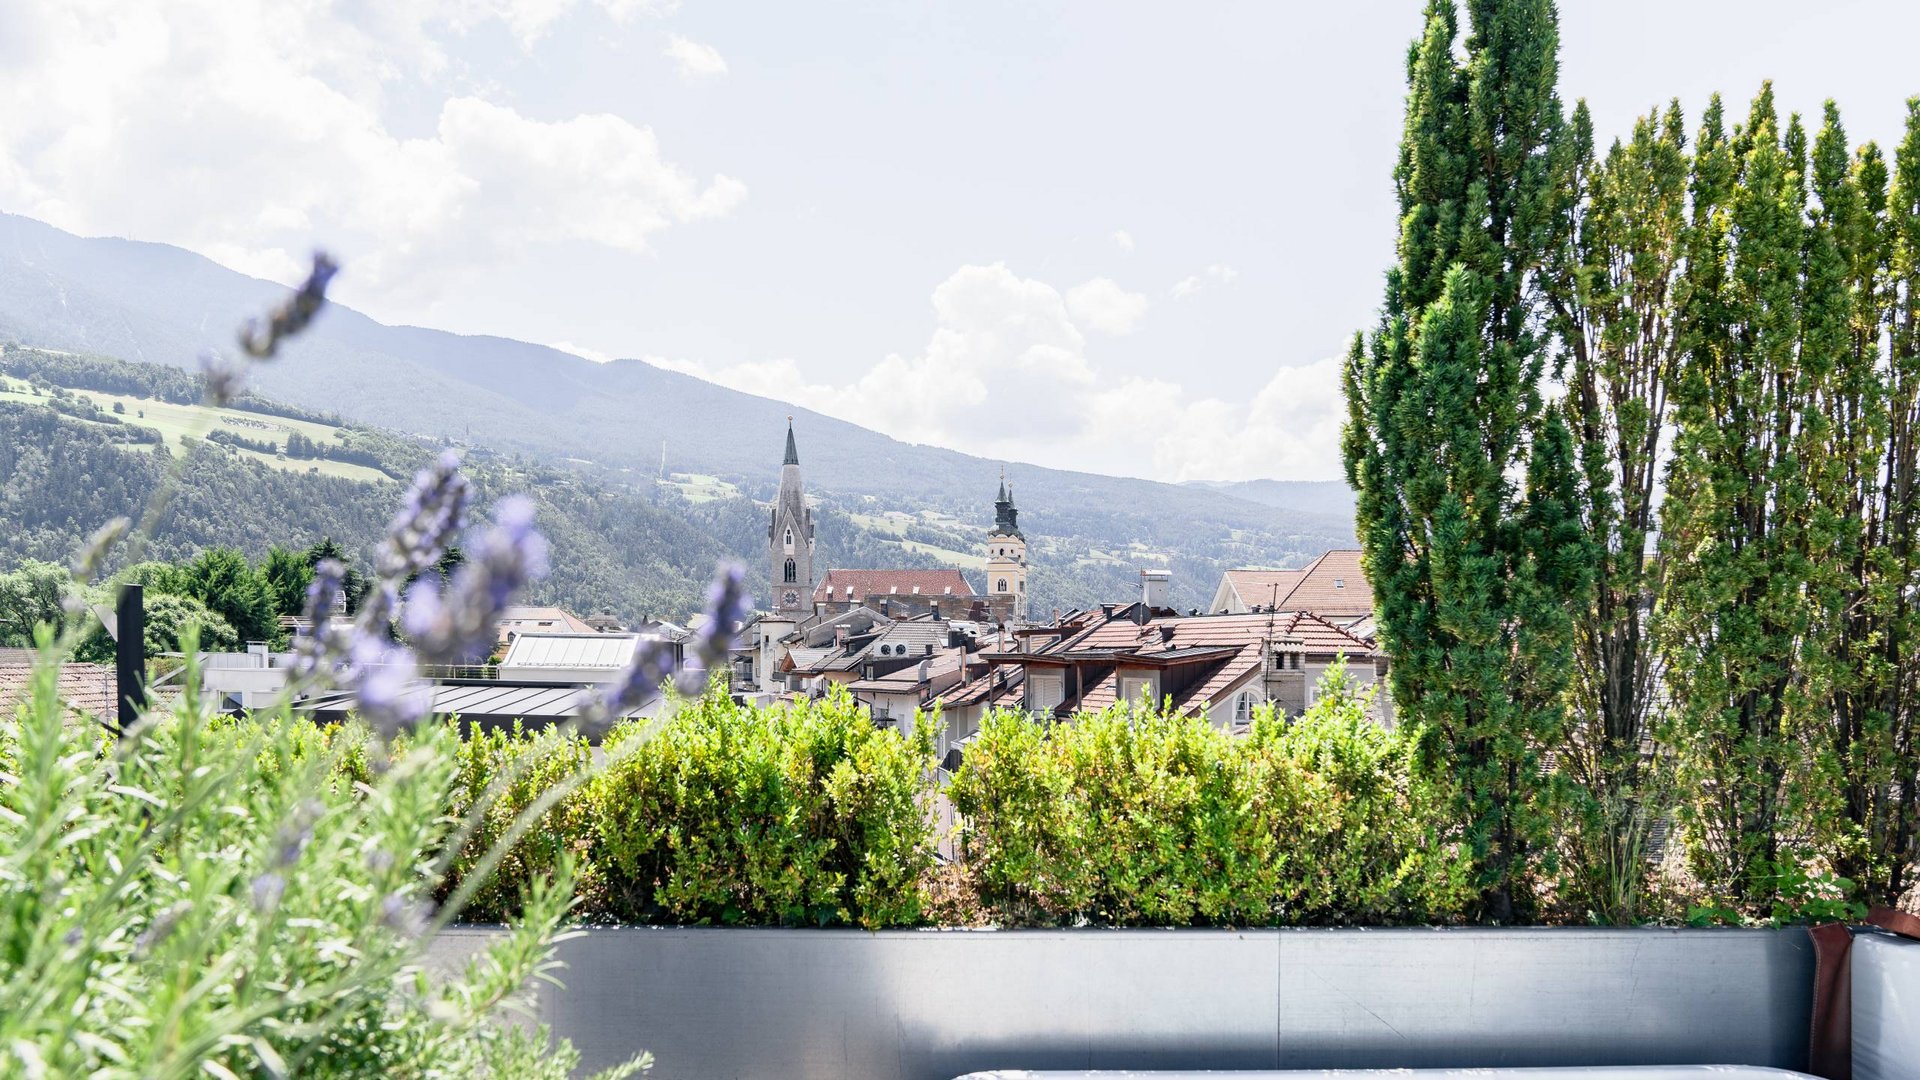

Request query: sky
[{"left": 2, "top": 1, "right": 1918, "bottom": 484}]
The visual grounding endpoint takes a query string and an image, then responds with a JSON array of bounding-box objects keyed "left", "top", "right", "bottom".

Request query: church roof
[
  {"left": 783, "top": 419, "right": 799, "bottom": 466},
  {"left": 812, "top": 569, "right": 976, "bottom": 603}
]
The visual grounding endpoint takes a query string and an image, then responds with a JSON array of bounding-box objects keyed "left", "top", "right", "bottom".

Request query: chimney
[{"left": 1140, "top": 568, "right": 1171, "bottom": 611}]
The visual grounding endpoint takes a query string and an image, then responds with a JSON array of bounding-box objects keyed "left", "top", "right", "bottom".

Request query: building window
[
  {"left": 1030, "top": 673, "right": 1064, "bottom": 714},
  {"left": 1235, "top": 691, "right": 1258, "bottom": 724},
  {"left": 784, "top": 558, "right": 797, "bottom": 583},
  {"left": 784, "top": 528, "right": 795, "bottom": 553},
  {"left": 997, "top": 578, "right": 1008, "bottom": 593},
  {"left": 1333, "top": 578, "right": 1344, "bottom": 588}
]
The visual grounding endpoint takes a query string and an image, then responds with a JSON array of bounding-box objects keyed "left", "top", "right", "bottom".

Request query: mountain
[
  {"left": 1186, "top": 479, "right": 1357, "bottom": 521},
  {"left": 0, "top": 212, "right": 1355, "bottom": 611}
]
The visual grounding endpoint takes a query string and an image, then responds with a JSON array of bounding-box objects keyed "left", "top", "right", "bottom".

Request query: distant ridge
[
  {"left": 1186, "top": 478, "right": 1356, "bottom": 521},
  {"left": 0, "top": 211, "right": 1356, "bottom": 611}
]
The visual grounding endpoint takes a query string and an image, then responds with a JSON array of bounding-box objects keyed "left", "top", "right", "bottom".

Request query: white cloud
[
  {"left": 0, "top": 0, "right": 742, "bottom": 314},
  {"left": 1134, "top": 355, "right": 1348, "bottom": 482},
  {"left": 663, "top": 34, "right": 728, "bottom": 80},
  {"left": 1111, "top": 229, "right": 1134, "bottom": 252},
  {"left": 1171, "top": 262, "right": 1239, "bottom": 299},
  {"left": 664, "top": 263, "right": 1344, "bottom": 482},
  {"left": 550, "top": 340, "right": 615, "bottom": 363},
  {"left": 1064, "top": 277, "right": 1149, "bottom": 336}
]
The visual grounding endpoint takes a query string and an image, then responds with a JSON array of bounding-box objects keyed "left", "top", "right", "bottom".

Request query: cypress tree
[
  {"left": 1342, "top": 0, "right": 1588, "bottom": 922},
  {"left": 1658, "top": 86, "right": 1822, "bottom": 911},
  {"left": 1804, "top": 100, "right": 1920, "bottom": 903},
  {"left": 1542, "top": 99, "right": 1689, "bottom": 923}
]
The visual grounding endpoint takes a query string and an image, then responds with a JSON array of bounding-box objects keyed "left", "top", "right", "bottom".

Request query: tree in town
[
  {"left": 306, "top": 537, "right": 373, "bottom": 615},
  {"left": 261, "top": 544, "right": 315, "bottom": 618},
  {"left": 1800, "top": 100, "right": 1920, "bottom": 905},
  {"left": 183, "top": 547, "right": 279, "bottom": 647},
  {"left": 1342, "top": 0, "right": 1590, "bottom": 922},
  {"left": 0, "top": 560, "right": 73, "bottom": 647},
  {"left": 75, "top": 590, "right": 239, "bottom": 662},
  {"left": 1540, "top": 99, "right": 1690, "bottom": 922},
  {"left": 1657, "top": 87, "right": 1824, "bottom": 911}
]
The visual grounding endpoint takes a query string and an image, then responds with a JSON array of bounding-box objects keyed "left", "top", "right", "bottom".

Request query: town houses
[
  {"left": 56, "top": 417, "right": 1390, "bottom": 752},
  {"left": 732, "top": 421, "right": 1391, "bottom": 765}
]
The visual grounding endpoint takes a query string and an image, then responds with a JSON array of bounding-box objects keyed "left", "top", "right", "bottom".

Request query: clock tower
[
  {"left": 768, "top": 418, "right": 815, "bottom": 619},
  {"left": 985, "top": 471, "right": 1027, "bottom": 621}
]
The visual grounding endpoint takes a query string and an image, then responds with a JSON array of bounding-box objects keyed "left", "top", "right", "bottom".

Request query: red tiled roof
[
  {"left": 935, "top": 666, "right": 1025, "bottom": 709},
  {"left": 1219, "top": 550, "right": 1372, "bottom": 618},
  {"left": 1276, "top": 550, "right": 1371, "bottom": 617},
  {"left": 1171, "top": 645, "right": 1265, "bottom": 714},
  {"left": 1065, "top": 610, "right": 1375, "bottom": 657},
  {"left": 1030, "top": 609, "right": 1374, "bottom": 717},
  {"left": 0, "top": 648, "right": 118, "bottom": 726},
  {"left": 812, "top": 569, "right": 975, "bottom": 603},
  {"left": 1222, "top": 569, "right": 1304, "bottom": 609}
]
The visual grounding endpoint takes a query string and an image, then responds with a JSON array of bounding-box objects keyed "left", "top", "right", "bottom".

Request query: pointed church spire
[
  {"left": 783, "top": 416, "right": 799, "bottom": 466},
  {"left": 997, "top": 467, "right": 1007, "bottom": 503}
]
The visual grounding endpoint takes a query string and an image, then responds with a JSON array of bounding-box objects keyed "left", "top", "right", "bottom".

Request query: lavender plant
[
  {"left": 0, "top": 253, "right": 683, "bottom": 1077},
  {"left": 0, "top": 637, "right": 645, "bottom": 1078}
]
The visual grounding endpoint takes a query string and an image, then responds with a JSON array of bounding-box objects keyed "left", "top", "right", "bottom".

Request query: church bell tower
[
  {"left": 985, "top": 470, "right": 1027, "bottom": 620},
  {"left": 768, "top": 418, "right": 815, "bottom": 618}
]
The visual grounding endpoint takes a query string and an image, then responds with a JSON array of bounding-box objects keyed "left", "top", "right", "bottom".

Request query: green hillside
[{"left": 0, "top": 212, "right": 1356, "bottom": 612}]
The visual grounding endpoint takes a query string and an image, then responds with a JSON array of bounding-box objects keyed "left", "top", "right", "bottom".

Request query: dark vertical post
[{"left": 114, "top": 583, "right": 144, "bottom": 732}]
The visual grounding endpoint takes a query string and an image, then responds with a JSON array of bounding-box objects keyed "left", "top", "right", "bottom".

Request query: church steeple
[
  {"left": 768, "top": 417, "right": 814, "bottom": 619},
  {"left": 985, "top": 468, "right": 1028, "bottom": 620},
  {"left": 992, "top": 470, "right": 1021, "bottom": 538}
]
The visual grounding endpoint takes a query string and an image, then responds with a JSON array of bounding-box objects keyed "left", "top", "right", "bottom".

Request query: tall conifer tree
[
  {"left": 1803, "top": 101, "right": 1920, "bottom": 903},
  {"left": 1542, "top": 100, "right": 1689, "bottom": 923},
  {"left": 1343, "top": 0, "right": 1588, "bottom": 922},
  {"left": 1658, "top": 87, "right": 1823, "bottom": 910}
]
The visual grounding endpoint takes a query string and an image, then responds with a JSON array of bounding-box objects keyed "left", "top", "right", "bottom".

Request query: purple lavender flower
[
  {"left": 289, "top": 558, "right": 346, "bottom": 683},
  {"left": 250, "top": 873, "right": 286, "bottom": 913},
  {"left": 274, "top": 800, "right": 323, "bottom": 868},
  {"left": 347, "top": 635, "right": 428, "bottom": 737},
  {"left": 377, "top": 451, "right": 470, "bottom": 582},
  {"left": 683, "top": 562, "right": 750, "bottom": 686},
  {"left": 582, "top": 562, "right": 748, "bottom": 727},
  {"left": 402, "top": 495, "right": 549, "bottom": 665},
  {"left": 134, "top": 901, "right": 193, "bottom": 958},
  {"left": 379, "top": 891, "right": 433, "bottom": 938},
  {"left": 239, "top": 251, "right": 340, "bottom": 359},
  {"left": 582, "top": 637, "right": 678, "bottom": 731},
  {"left": 199, "top": 349, "right": 250, "bottom": 407}
]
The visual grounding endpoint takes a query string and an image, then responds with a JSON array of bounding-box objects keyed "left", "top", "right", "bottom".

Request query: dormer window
[{"left": 1334, "top": 578, "right": 1345, "bottom": 588}]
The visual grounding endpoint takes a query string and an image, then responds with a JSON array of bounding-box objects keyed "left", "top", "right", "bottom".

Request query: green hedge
[
  {"left": 398, "top": 669, "right": 1471, "bottom": 929},
  {"left": 948, "top": 663, "right": 1468, "bottom": 925},
  {"left": 590, "top": 689, "right": 937, "bottom": 928}
]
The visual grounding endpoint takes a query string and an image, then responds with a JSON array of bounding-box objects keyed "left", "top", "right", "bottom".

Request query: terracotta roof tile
[
  {"left": 1066, "top": 610, "right": 1375, "bottom": 657},
  {"left": 1222, "top": 569, "right": 1305, "bottom": 609},
  {"left": 812, "top": 569, "right": 975, "bottom": 604},
  {"left": 1274, "top": 549, "right": 1371, "bottom": 617},
  {"left": 0, "top": 648, "right": 118, "bottom": 726},
  {"left": 935, "top": 666, "right": 1024, "bottom": 709}
]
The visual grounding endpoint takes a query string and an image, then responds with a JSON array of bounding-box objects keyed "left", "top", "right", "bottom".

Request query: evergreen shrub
[
  {"left": 589, "top": 686, "right": 938, "bottom": 928},
  {"left": 949, "top": 662, "right": 1469, "bottom": 926}
]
